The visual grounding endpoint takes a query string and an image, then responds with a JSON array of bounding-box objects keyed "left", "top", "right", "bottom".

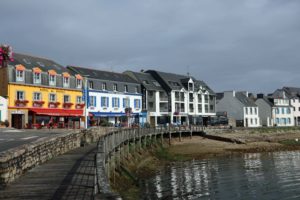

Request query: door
[
  {"left": 150, "top": 116, "right": 155, "bottom": 127},
  {"left": 12, "top": 114, "right": 24, "bottom": 129}
]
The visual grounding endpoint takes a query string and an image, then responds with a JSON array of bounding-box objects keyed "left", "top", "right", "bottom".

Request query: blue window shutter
[
  {"left": 94, "top": 96, "right": 97, "bottom": 107},
  {"left": 123, "top": 98, "right": 125, "bottom": 108},
  {"left": 112, "top": 98, "right": 115, "bottom": 107},
  {"left": 101, "top": 97, "right": 103, "bottom": 107},
  {"left": 138, "top": 100, "right": 141, "bottom": 108},
  {"left": 118, "top": 98, "right": 120, "bottom": 108},
  {"left": 134, "top": 99, "right": 136, "bottom": 108},
  {"left": 107, "top": 97, "right": 109, "bottom": 107}
]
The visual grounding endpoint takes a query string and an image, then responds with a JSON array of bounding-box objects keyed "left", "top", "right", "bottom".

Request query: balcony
[{"left": 15, "top": 99, "right": 29, "bottom": 107}]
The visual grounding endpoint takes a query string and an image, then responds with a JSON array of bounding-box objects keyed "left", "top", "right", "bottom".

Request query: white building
[
  {"left": 0, "top": 96, "right": 8, "bottom": 122},
  {"left": 217, "top": 91, "right": 260, "bottom": 127},
  {"left": 256, "top": 92, "right": 294, "bottom": 127},
  {"left": 68, "top": 66, "right": 142, "bottom": 126},
  {"left": 281, "top": 87, "right": 300, "bottom": 126}
]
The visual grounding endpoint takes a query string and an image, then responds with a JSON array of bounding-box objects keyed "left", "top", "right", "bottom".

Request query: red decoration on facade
[
  {"left": 15, "top": 100, "right": 29, "bottom": 107},
  {"left": 48, "top": 102, "right": 61, "bottom": 108}
]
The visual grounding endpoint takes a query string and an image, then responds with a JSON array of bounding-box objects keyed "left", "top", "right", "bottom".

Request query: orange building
[{"left": 0, "top": 53, "right": 84, "bottom": 129}]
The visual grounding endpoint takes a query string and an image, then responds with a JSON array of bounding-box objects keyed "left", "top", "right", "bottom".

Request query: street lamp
[{"left": 82, "top": 75, "right": 90, "bottom": 129}]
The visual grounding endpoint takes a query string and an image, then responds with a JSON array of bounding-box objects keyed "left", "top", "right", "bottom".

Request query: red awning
[{"left": 29, "top": 108, "right": 83, "bottom": 117}]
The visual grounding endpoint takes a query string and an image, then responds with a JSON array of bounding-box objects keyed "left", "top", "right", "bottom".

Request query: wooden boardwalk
[{"left": 0, "top": 144, "right": 97, "bottom": 200}]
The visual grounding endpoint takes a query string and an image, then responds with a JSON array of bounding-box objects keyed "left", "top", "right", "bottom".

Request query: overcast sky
[{"left": 1, "top": 0, "right": 300, "bottom": 93}]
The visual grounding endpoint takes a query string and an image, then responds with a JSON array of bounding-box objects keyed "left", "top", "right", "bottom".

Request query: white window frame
[
  {"left": 33, "top": 72, "right": 41, "bottom": 84},
  {"left": 16, "top": 70, "right": 24, "bottom": 82},
  {"left": 76, "top": 96, "right": 82, "bottom": 104},
  {"left": 102, "top": 83, "right": 107, "bottom": 90},
  {"left": 124, "top": 85, "right": 128, "bottom": 93},
  {"left": 76, "top": 79, "right": 82, "bottom": 89},
  {"left": 16, "top": 91, "right": 25, "bottom": 100},
  {"left": 33, "top": 92, "right": 42, "bottom": 101},
  {"left": 64, "top": 95, "right": 70, "bottom": 103},
  {"left": 63, "top": 77, "right": 70, "bottom": 88},
  {"left": 49, "top": 93, "right": 57, "bottom": 102},
  {"left": 113, "top": 84, "right": 118, "bottom": 92},
  {"left": 49, "top": 75, "right": 56, "bottom": 86}
]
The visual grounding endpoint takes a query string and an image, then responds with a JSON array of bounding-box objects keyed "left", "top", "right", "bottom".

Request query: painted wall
[
  {"left": 0, "top": 96, "right": 8, "bottom": 122},
  {"left": 8, "top": 84, "right": 82, "bottom": 109}
]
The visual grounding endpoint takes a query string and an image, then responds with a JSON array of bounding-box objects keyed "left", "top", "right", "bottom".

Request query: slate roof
[
  {"left": 282, "top": 87, "right": 300, "bottom": 98},
  {"left": 67, "top": 66, "right": 138, "bottom": 84},
  {"left": 124, "top": 71, "right": 163, "bottom": 91},
  {"left": 9, "top": 53, "right": 67, "bottom": 74},
  {"left": 146, "top": 70, "right": 215, "bottom": 94},
  {"left": 235, "top": 92, "right": 257, "bottom": 107}
]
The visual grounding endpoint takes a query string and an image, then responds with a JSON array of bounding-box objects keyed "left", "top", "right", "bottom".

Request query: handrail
[{"left": 94, "top": 125, "right": 203, "bottom": 197}]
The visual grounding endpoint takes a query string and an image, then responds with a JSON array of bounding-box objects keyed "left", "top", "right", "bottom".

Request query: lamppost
[{"left": 83, "top": 75, "right": 90, "bottom": 129}]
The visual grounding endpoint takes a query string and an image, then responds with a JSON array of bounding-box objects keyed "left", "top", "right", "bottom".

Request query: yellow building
[{"left": 0, "top": 53, "right": 84, "bottom": 129}]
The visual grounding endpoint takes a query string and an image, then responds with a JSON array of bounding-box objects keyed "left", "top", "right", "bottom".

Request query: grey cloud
[{"left": 1, "top": 0, "right": 300, "bottom": 93}]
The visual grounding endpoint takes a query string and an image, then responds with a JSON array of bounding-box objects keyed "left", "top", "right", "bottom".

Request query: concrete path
[{"left": 0, "top": 143, "right": 97, "bottom": 200}]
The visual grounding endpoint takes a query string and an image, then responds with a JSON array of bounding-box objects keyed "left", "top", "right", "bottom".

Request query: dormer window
[
  {"left": 75, "top": 74, "right": 82, "bottom": 89},
  {"left": 135, "top": 86, "right": 138, "bottom": 93},
  {"left": 113, "top": 84, "right": 118, "bottom": 92},
  {"left": 33, "top": 67, "right": 42, "bottom": 84},
  {"left": 188, "top": 83, "right": 193, "bottom": 91},
  {"left": 102, "top": 83, "right": 107, "bottom": 90},
  {"left": 89, "top": 81, "right": 94, "bottom": 89},
  {"left": 124, "top": 85, "right": 128, "bottom": 93},
  {"left": 16, "top": 64, "right": 25, "bottom": 82},
  {"left": 62, "top": 72, "right": 70, "bottom": 88},
  {"left": 48, "top": 70, "right": 57, "bottom": 86}
]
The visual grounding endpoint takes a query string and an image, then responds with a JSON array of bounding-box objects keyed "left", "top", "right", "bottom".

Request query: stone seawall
[{"left": 0, "top": 128, "right": 106, "bottom": 188}]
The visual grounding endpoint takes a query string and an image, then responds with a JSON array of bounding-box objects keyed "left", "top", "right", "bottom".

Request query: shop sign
[{"left": 11, "top": 110, "right": 24, "bottom": 114}]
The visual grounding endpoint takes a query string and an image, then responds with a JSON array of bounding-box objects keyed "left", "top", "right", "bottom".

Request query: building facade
[
  {"left": 216, "top": 91, "right": 260, "bottom": 127},
  {"left": 0, "top": 96, "right": 8, "bottom": 122},
  {"left": 68, "top": 66, "right": 142, "bottom": 127},
  {"left": 281, "top": 87, "right": 300, "bottom": 126},
  {"left": 255, "top": 93, "right": 294, "bottom": 127},
  {"left": 124, "top": 71, "right": 168, "bottom": 127},
  {"left": 145, "top": 70, "right": 216, "bottom": 126},
  {"left": 0, "top": 53, "right": 84, "bottom": 129}
]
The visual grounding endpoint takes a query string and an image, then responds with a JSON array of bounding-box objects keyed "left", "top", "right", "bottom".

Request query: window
[
  {"left": 148, "top": 91, "right": 154, "bottom": 97},
  {"left": 112, "top": 97, "right": 120, "bottom": 108},
  {"left": 287, "top": 118, "right": 291, "bottom": 124},
  {"left": 33, "top": 72, "right": 41, "bottom": 84},
  {"left": 250, "top": 107, "right": 253, "bottom": 115},
  {"left": 64, "top": 95, "right": 70, "bottom": 103},
  {"left": 299, "top": 107, "right": 300, "bottom": 112},
  {"left": 250, "top": 118, "right": 253, "bottom": 125},
  {"left": 16, "top": 70, "right": 24, "bottom": 81},
  {"left": 63, "top": 77, "right": 69, "bottom": 87},
  {"left": 282, "top": 108, "right": 285, "bottom": 114},
  {"left": 204, "top": 95, "right": 208, "bottom": 103},
  {"left": 89, "top": 96, "right": 96, "bottom": 107},
  {"left": 135, "top": 86, "right": 138, "bottom": 93},
  {"left": 210, "top": 105, "right": 214, "bottom": 112},
  {"left": 188, "top": 83, "right": 193, "bottom": 91},
  {"left": 113, "top": 84, "right": 118, "bottom": 92},
  {"left": 102, "top": 83, "right": 107, "bottom": 90},
  {"left": 89, "top": 81, "right": 94, "bottom": 89},
  {"left": 76, "top": 96, "right": 82, "bottom": 104},
  {"left": 49, "top": 75, "right": 56, "bottom": 86},
  {"left": 245, "top": 107, "right": 248, "bottom": 115},
  {"left": 76, "top": 79, "right": 82, "bottom": 88},
  {"left": 123, "top": 98, "right": 130, "bottom": 108},
  {"left": 275, "top": 108, "right": 279, "bottom": 114},
  {"left": 49, "top": 94, "right": 56, "bottom": 102},
  {"left": 124, "top": 85, "right": 128, "bottom": 92},
  {"left": 16, "top": 91, "right": 24, "bottom": 100},
  {"left": 287, "top": 108, "right": 291, "bottom": 114},
  {"left": 205, "top": 105, "right": 209, "bottom": 113},
  {"left": 255, "top": 108, "right": 257, "bottom": 115},
  {"left": 276, "top": 118, "right": 279, "bottom": 124},
  {"left": 255, "top": 118, "right": 258, "bottom": 125},
  {"left": 33, "top": 92, "right": 41, "bottom": 101},
  {"left": 101, "top": 97, "right": 109, "bottom": 107},
  {"left": 134, "top": 99, "right": 141, "bottom": 109}
]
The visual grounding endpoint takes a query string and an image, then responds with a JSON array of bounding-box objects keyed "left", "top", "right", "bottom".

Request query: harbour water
[{"left": 139, "top": 151, "right": 300, "bottom": 199}]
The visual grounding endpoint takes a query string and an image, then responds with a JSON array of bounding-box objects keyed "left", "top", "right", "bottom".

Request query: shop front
[
  {"left": 90, "top": 112, "right": 139, "bottom": 127},
  {"left": 28, "top": 108, "right": 83, "bottom": 129}
]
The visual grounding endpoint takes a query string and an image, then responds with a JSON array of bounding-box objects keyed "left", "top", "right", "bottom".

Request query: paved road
[{"left": 0, "top": 128, "right": 76, "bottom": 152}]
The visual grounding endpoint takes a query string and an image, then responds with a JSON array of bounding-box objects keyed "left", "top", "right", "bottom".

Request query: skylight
[
  {"left": 23, "top": 58, "right": 31, "bottom": 64},
  {"left": 37, "top": 62, "right": 45, "bottom": 67}
]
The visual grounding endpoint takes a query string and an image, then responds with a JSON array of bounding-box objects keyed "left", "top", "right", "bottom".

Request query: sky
[{"left": 1, "top": 0, "right": 300, "bottom": 93}]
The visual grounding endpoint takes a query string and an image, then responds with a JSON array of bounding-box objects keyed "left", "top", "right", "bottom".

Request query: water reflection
[{"left": 140, "top": 151, "right": 300, "bottom": 199}]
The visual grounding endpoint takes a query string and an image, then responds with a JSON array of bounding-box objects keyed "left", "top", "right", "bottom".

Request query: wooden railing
[{"left": 94, "top": 126, "right": 203, "bottom": 198}]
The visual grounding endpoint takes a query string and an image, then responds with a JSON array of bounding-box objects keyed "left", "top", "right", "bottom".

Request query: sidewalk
[{"left": 0, "top": 143, "right": 97, "bottom": 200}]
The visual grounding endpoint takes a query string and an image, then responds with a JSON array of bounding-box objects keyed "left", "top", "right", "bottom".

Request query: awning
[
  {"left": 16, "top": 64, "right": 25, "bottom": 71},
  {"left": 29, "top": 108, "right": 83, "bottom": 117},
  {"left": 91, "top": 112, "right": 139, "bottom": 117},
  {"left": 48, "top": 70, "right": 57, "bottom": 75},
  {"left": 33, "top": 67, "right": 42, "bottom": 73}
]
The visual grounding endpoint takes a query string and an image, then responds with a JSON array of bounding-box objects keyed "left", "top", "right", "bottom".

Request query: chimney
[{"left": 257, "top": 93, "right": 264, "bottom": 99}]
